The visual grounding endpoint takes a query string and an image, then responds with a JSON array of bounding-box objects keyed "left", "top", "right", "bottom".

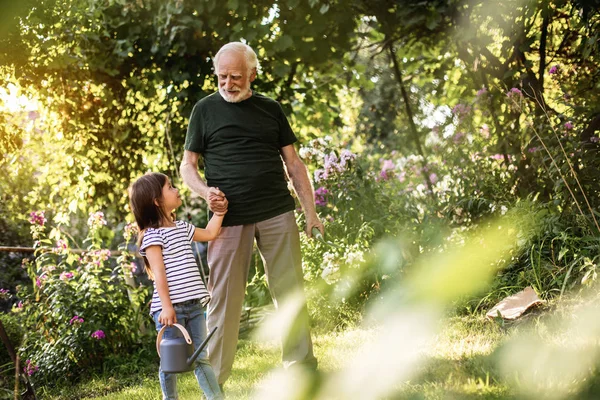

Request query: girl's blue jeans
[{"left": 153, "top": 299, "right": 223, "bottom": 400}]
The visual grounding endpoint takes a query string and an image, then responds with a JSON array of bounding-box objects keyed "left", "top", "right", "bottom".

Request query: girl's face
[{"left": 160, "top": 179, "right": 182, "bottom": 212}]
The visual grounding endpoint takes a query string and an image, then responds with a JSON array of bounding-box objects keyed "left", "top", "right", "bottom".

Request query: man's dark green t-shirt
[{"left": 184, "top": 92, "right": 298, "bottom": 226}]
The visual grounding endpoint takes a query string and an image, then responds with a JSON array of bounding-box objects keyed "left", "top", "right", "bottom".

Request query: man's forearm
[
  {"left": 288, "top": 162, "right": 318, "bottom": 219},
  {"left": 180, "top": 162, "right": 209, "bottom": 200}
]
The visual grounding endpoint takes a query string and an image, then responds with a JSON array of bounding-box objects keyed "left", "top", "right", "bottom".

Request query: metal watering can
[{"left": 156, "top": 324, "right": 218, "bottom": 373}]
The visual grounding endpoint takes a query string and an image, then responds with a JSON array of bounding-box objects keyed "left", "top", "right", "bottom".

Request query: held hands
[{"left": 207, "top": 187, "right": 228, "bottom": 216}]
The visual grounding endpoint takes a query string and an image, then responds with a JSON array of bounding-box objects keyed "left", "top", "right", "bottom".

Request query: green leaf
[
  {"left": 558, "top": 247, "right": 568, "bottom": 261},
  {"left": 275, "top": 34, "right": 294, "bottom": 51}
]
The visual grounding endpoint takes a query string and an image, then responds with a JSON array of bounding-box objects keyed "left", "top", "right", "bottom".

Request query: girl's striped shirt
[{"left": 140, "top": 220, "right": 210, "bottom": 314}]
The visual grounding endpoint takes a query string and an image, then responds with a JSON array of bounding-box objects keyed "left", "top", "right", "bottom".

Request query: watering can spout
[{"left": 187, "top": 326, "right": 218, "bottom": 366}]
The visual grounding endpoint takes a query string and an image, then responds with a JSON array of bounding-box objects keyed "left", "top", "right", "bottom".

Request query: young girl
[{"left": 129, "top": 172, "right": 225, "bottom": 400}]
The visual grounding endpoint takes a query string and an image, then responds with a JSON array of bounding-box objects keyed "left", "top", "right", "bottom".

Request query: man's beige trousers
[{"left": 206, "top": 211, "right": 317, "bottom": 384}]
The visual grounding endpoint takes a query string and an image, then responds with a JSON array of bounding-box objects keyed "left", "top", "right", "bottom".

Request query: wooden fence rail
[{"left": 0, "top": 246, "right": 124, "bottom": 256}]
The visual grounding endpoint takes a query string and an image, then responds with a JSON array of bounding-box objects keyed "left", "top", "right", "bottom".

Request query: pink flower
[
  {"left": 590, "top": 136, "right": 599, "bottom": 143},
  {"left": 549, "top": 65, "right": 558, "bottom": 74},
  {"left": 53, "top": 239, "right": 68, "bottom": 254},
  {"left": 91, "top": 330, "right": 105, "bottom": 340},
  {"left": 379, "top": 160, "right": 395, "bottom": 181},
  {"left": 87, "top": 211, "right": 107, "bottom": 230},
  {"left": 60, "top": 271, "right": 74, "bottom": 280},
  {"left": 28, "top": 211, "right": 46, "bottom": 226},
  {"left": 480, "top": 124, "right": 490, "bottom": 139},
  {"left": 69, "top": 315, "right": 84, "bottom": 325},
  {"left": 128, "top": 262, "right": 137, "bottom": 274},
  {"left": 564, "top": 121, "right": 573, "bottom": 130},
  {"left": 476, "top": 86, "right": 487, "bottom": 96},
  {"left": 123, "top": 222, "right": 139, "bottom": 242}
]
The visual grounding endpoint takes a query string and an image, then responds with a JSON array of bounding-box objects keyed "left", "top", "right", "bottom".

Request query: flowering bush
[
  {"left": 296, "top": 138, "right": 427, "bottom": 328},
  {"left": 14, "top": 211, "right": 150, "bottom": 385}
]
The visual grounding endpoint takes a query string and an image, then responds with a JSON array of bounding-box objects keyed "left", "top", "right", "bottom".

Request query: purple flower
[
  {"left": 528, "top": 147, "right": 541, "bottom": 153},
  {"left": 35, "top": 278, "right": 42, "bottom": 288},
  {"left": 476, "top": 86, "right": 487, "bottom": 96},
  {"left": 339, "top": 149, "right": 356, "bottom": 168},
  {"left": 23, "top": 360, "right": 38, "bottom": 376},
  {"left": 507, "top": 88, "right": 522, "bottom": 97},
  {"left": 314, "top": 169, "right": 327, "bottom": 182},
  {"left": 453, "top": 132, "right": 465, "bottom": 144},
  {"left": 564, "top": 121, "right": 573, "bottom": 130},
  {"left": 452, "top": 103, "right": 471, "bottom": 118},
  {"left": 314, "top": 186, "right": 329, "bottom": 207},
  {"left": 429, "top": 173, "right": 438, "bottom": 184},
  {"left": 69, "top": 315, "right": 84, "bottom": 325},
  {"left": 549, "top": 65, "right": 558, "bottom": 75},
  {"left": 91, "top": 330, "right": 105, "bottom": 340},
  {"left": 590, "top": 136, "right": 599, "bottom": 143}
]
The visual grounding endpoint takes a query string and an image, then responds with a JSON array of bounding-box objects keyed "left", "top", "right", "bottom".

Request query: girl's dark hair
[{"left": 128, "top": 172, "right": 171, "bottom": 278}]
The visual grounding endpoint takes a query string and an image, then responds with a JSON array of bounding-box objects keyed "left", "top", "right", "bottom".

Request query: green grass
[
  {"left": 41, "top": 299, "right": 600, "bottom": 399},
  {"left": 45, "top": 318, "right": 509, "bottom": 399}
]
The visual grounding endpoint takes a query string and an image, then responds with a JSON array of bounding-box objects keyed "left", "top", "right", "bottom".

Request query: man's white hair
[{"left": 213, "top": 42, "right": 259, "bottom": 74}]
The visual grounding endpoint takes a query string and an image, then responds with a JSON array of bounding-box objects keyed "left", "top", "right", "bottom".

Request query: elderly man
[{"left": 180, "top": 41, "right": 323, "bottom": 388}]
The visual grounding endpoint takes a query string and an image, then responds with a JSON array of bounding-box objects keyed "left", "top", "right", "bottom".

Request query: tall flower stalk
[{"left": 526, "top": 87, "right": 600, "bottom": 234}]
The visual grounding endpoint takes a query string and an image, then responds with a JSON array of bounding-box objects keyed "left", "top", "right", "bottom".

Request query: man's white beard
[{"left": 219, "top": 86, "right": 251, "bottom": 103}]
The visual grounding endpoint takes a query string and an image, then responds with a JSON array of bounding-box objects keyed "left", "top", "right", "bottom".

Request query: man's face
[{"left": 216, "top": 51, "right": 256, "bottom": 103}]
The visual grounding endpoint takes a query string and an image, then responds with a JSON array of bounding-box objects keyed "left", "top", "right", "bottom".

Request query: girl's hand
[
  {"left": 159, "top": 306, "right": 177, "bottom": 327},
  {"left": 207, "top": 187, "right": 228, "bottom": 215}
]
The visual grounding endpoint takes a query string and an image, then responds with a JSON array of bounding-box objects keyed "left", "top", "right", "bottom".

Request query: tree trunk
[{"left": 387, "top": 44, "right": 437, "bottom": 206}]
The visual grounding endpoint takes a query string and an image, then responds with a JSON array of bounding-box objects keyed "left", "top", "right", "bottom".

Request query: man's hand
[
  {"left": 305, "top": 216, "right": 324, "bottom": 239},
  {"left": 207, "top": 187, "right": 228, "bottom": 216}
]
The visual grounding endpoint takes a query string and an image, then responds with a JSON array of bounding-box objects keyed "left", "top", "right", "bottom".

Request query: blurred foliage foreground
[{"left": 1, "top": 0, "right": 600, "bottom": 398}]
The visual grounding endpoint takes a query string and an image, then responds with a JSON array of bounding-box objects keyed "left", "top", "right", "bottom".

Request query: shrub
[{"left": 13, "top": 210, "right": 151, "bottom": 386}]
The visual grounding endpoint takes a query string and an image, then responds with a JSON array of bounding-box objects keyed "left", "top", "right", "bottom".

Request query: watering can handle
[
  {"left": 311, "top": 227, "right": 343, "bottom": 249},
  {"left": 156, "top": 323, "right": 193, "bottom": 357},
  {"left": 311, "top": 226, "right": 324, "bottom": 241}
]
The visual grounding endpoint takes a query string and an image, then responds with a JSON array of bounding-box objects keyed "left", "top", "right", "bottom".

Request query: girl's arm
[
  {"left": 145, "top": 245, "right": 176, "bottom": 326},
  {"left": 193, "top": 213, "right": 225, "bottom": 242}
]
